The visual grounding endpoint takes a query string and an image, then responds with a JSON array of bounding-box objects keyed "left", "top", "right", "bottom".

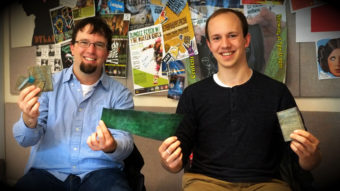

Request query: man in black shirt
[{"left": 158, "top": 8, "right": 321, "bottom": 191}]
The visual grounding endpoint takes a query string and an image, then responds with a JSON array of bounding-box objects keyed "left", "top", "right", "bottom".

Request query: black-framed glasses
[{"left": 75, "top": 40, "right": 106, "bottom": 50}]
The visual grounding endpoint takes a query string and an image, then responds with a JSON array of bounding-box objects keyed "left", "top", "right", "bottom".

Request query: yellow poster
[{"left": 155, "top": 2, "right": 198, "bottom": 60}]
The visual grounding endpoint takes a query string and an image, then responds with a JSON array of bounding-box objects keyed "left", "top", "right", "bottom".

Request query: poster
[
  {"left": 129, "top": 24, "right": 169, "bottom": 95},
  {"left": 245, "top": 4, "right": 287, "bottom": 82},
  {"left": 102, "top": 13, "right": 130, "bottom": 78},
  {"left": 72, "top": 0, "right": 96, "bottom": 20},
  {"left": 50, "top": 6, "right": 74, "bottom": 43},
  {"left": 316, "top": 38, "right": 340, "bottom": 80},
  {"left": 97, "top": 0, "right": 124, "bottom": 14},
  {"left": 155, "top": 1, "right": 198, "bottom": 60},
  {"left": 35, "top": 44, "right": 63, "bottom": 73},
  {"left": 125, "top": 0, "right": 154, "bottom": 30}
]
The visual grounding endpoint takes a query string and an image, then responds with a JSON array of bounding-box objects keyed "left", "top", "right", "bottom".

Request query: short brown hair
[
  {"left": 205, "top": 8, "right": 248, "bottom": 42},
  {"left": 71, "top": 16, "right": 113, "bottom": 50},
  {"left": 318, "top": 38, "right": 340, "bottom": 72}
]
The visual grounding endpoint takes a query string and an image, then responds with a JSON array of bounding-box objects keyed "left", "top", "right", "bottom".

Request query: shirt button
[
  {"left": 76, "top": 128, "right": 80, "bottom": 131},
  {"left": 77, "top": 89, "right": 81, "bottom": 92},
  {"left": 72, "top": 166, "right": 76, "bottom": 169},
  {"left": 73, "top": 147, "right": 78, "bottom": 151},
  {"left": 79, "top": 108, "right": 82, "bottom": 112}
]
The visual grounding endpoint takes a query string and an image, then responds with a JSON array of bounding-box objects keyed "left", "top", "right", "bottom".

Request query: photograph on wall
[
  {"left": 316, "top": 38, "right": 340, "bottom": 80},
  {"left": 128, "top": 24, "right": 169, "bottom": 95}
]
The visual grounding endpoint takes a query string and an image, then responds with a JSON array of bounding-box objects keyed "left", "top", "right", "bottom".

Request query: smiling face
[
  {"left": 206, "top": 12, "right": 250, "bottom": 71},
  {"left": 328, "top": 48, "right": 340, "bottom": 77},
  {"left": 70, "top": 24, "right": 109, "bottom": 78}
]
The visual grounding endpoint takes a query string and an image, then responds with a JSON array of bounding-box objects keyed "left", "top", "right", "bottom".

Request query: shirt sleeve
[
  {"left": 175, "top": 87, "right": 197, "bottom": 167},
  {"left": 105, "top": 129, "right": 134, "bottom": 162},
  {"left": 12, "top": 92, "right": 49, "bottom": 147},
  {"left": 105, "top": 84, "right": 134, "bottom": 161}
]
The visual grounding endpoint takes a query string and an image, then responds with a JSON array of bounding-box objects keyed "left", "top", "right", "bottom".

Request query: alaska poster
[{"left": 128, "top": 24, "right": 169, "bottom": 95}]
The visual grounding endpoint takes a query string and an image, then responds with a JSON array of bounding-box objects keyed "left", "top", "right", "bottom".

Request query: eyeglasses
[{"left": 75, "top": 40, "right": 107, "bottom": 50}]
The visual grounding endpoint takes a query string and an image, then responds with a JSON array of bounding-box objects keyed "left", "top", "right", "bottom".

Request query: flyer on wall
[
  {"left": 102, "top": 13, "right": 130, "bottom": 78},
  {"left": 128, "top": 24, "right": 169, "bottom": 95}
]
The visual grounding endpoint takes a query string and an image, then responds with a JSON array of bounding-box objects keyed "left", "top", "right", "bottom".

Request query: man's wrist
[{"left": 23, "top": 114, "right": 38, "bottom": 128}]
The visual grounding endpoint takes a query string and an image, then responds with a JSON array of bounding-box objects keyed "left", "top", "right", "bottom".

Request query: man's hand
[
  {"left": 290, "top": 130, "right": 321, "bottom": 171},
  {"left": 17, "top": 85, "right": 41, "bottom": 128},
  {"left": 158, "top": 136, "right": 183, "bottom": 173},
  {"left": 87, "top": 120, "right": 117, "bottom": 153}
]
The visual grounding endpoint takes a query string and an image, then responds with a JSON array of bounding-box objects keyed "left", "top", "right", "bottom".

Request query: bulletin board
[{"left": 8, "top": 1, "right": 340, "bottom": 98}]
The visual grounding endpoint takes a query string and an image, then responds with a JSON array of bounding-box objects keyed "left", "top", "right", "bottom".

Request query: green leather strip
[{"left": 101, "top": 108, "right": 183, "bottom": 141}]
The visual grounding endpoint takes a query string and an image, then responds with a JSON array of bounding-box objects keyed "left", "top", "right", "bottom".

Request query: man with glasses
[{"left": 13, "top": 17, "right": 134, "bottom": 191}]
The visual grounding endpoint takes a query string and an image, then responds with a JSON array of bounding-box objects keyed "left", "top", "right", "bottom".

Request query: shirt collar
[{"left": 62, "top": 65, "right": 110, "bottom": 91}]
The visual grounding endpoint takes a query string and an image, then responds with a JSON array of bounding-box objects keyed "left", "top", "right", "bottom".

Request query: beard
[{"left": 80, "top": 62, "right": 97, "bottom": 74}]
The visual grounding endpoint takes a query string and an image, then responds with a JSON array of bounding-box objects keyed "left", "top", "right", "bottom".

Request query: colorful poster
[
  {"left": 50, "top": 6, "right": 74, "bottom": 43},
  {"left": 155, "top": 2, "right": 198, "bottom": 60},
  {"left": 60, "top": 40, "right": 73, "bottom": 69},
  {"left": 72, "top": 0, "right": 96, "bottom": 20},
  {"left": 191, "top": 18, "right": 218, "bottom": 80},
  {"left": 182, "top": 55, "right": 203, "bottom": 85},
  {"left": 168, "top": 75, "right": 185, "bottom": 100},
  {"left": 97, "top": 0, "right": 124, "bottom": 14},
  {"left": 128, "top": 24, "right": 169, "bottom": 95},
  {"left": 125, "top": 0, "right": 154, "bottom": 30},
  {"left": 316, "top": 38, "right": 340, "bottom": 80},
  {"left": 102, "top": 13, "right": 130, "bottom": 78},
  {"left": 106, "top": 39, "right": 129, "bottom": 77},
  {"left": 245, "top": 4, "right": 287, "bottom": 83}
]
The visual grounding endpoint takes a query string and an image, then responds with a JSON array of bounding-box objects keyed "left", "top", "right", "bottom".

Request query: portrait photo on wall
[{"left": 316, "top": 37, "right": 340, "bottom": 80}]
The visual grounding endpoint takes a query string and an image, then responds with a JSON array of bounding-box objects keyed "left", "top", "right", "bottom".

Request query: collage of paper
[{"left": 12, "top": 0, "right": 338, "bottom": 98}]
